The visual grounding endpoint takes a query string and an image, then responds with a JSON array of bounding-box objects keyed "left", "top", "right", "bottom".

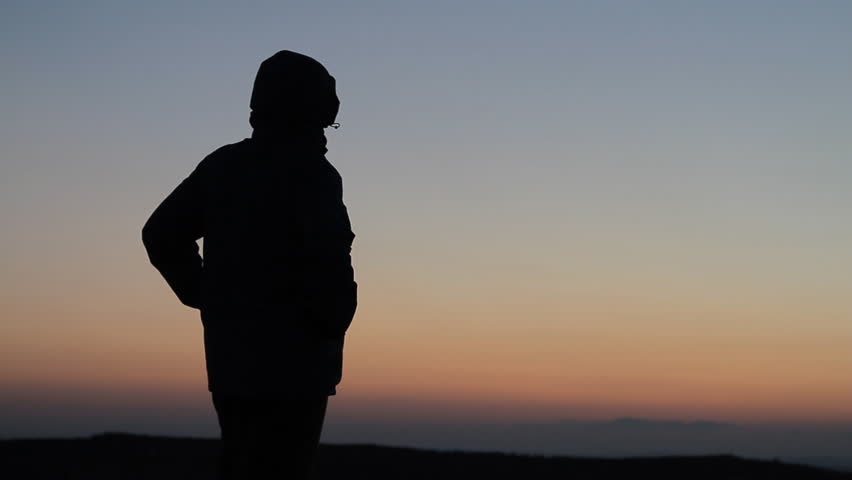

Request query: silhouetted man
[{"left": 142, "top": 50, "right": 356, "bottom": 479}]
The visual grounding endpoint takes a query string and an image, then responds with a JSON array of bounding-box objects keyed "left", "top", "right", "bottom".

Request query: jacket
[{"left": 142, "top": 131, "right": 357, "bottom": 396}]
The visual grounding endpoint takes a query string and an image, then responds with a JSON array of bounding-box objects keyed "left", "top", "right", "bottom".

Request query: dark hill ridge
[{"left": 1, "top": 432, "right": 850, "bottom": 479}]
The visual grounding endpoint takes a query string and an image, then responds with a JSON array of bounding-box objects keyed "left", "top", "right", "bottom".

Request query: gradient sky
[{"left": 2, "top": 1, "right": 852, "bottom": 444}]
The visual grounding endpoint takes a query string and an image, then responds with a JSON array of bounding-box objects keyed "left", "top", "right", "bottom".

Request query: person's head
[{"left": 249, "top": 50, "right": 339, "bottom": 131}]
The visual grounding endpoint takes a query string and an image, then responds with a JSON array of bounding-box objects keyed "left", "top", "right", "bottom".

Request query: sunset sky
[{"left": 2, "top": 1, "right": 851, "bottom": 447}]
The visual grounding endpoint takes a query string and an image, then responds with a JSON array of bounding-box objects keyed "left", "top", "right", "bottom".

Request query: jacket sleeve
[
  {"left": 142, "top": 160, "right": 208, "bottom": 309},
  {"left": 304, "top": 172, "right": 357, "bottom": 338}
]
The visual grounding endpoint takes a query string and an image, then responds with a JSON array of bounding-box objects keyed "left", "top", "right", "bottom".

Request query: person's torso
[{"left": 199, "top": 138, "right": 349, "bottom": 309}]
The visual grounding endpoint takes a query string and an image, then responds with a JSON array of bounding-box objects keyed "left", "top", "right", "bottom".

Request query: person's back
[{"left": 142, "top": 50, "right": 356, "bottom": 479}]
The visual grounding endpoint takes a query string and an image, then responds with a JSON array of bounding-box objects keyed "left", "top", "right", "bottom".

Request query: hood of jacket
[{"left": 249, "top": 50, "right": 340, "bottom": 136}]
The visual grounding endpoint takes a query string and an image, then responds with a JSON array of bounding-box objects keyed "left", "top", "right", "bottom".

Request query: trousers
[{"left": 212, "top": 392, "right": 329, "bottom": 479}]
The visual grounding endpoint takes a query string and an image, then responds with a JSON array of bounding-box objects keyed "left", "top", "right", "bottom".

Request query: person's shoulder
[
  {"left": 202, "top": 138, "right": 253, "bottom": 163},
  {"left": 193, "top": 139, "right": 253, "bottom": 174}
]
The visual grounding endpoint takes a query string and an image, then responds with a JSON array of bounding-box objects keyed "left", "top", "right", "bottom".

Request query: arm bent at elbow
[
  {"left": 142, "top": 161, "right": 207, "bottom": 309},
  {"left": 142, "top": 220, "right": 203, "bottom": 309}
]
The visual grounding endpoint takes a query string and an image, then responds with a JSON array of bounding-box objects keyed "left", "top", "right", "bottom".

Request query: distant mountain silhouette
[
  {"left": 2, "top": 433, "right": 850, "bottom": 479},
  {"left": 557, "top": 417, "right": 737, "bottom": 430},
  {"left": 323, "top": 417, "right": 852, "bottom": 470}
]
